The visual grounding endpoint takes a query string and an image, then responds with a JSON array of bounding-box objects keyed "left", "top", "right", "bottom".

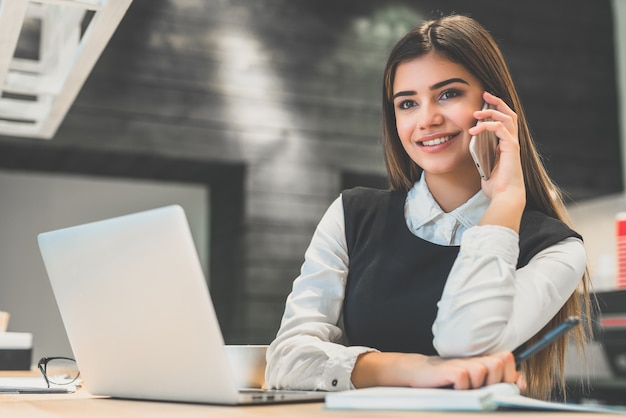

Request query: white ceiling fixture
[{"left": 0, "top": 0, "right": 133, "bottom": 139}]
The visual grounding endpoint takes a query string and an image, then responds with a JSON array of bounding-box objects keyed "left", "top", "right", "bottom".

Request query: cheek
[
  {"left": 446, "top": 107, "right": 474, "bottom": 132},
  {"left": 460, "top": 103, "right": 482, "bottom": 130},
  {"left": 463, "top": 114, "right": 478, "bottom": 131},
  {"left": 395, "top": 115, "right": 413, "bottom": 142}
]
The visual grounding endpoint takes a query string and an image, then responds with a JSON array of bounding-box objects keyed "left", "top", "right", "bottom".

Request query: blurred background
[{"left": 0, "top": 0, "right": 624, "bottom": 364}]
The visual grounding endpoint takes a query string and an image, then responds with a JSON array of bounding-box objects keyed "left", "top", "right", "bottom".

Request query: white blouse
[{"left": 264, "top": 177, "right": 586, "bottom": 392}]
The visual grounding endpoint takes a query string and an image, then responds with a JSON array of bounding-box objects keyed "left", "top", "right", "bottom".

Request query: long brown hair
[{"left": 381, "top": 15, "right": 592, "bottom": 400}]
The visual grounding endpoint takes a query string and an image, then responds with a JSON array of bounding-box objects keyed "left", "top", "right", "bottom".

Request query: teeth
[{"left": 421, "top": 136, "right": 451, "bottom": 146}]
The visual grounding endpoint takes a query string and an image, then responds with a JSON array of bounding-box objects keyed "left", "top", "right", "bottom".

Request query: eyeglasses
[{"left": 37, "top": 357, "right": 80, "bottom": 388}]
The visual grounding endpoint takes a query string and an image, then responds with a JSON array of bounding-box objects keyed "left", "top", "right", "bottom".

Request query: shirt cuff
[{"left": 321, "top": 346, "right": 377, "bottom": 391}]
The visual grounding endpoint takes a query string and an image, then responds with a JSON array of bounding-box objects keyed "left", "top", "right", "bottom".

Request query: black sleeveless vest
[{"left": 342, "top": 187, "right": 582, "bottom": 355}]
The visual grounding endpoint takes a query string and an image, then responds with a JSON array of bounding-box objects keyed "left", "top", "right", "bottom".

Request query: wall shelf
[{"left": 0, "top": 0, "right": 133, "bottom": 139}]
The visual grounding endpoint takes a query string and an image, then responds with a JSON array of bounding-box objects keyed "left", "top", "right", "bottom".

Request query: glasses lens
[{"left": 44, "top": 358, "right": 80, "bottom": 385}]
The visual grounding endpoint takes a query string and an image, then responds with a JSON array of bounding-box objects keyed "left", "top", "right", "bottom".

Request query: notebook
[
  {"left": 37, "top": 205, "right": 326, "bottom": 405},
  {"left": 325, "top": 383, "right": 625, "bottom": 413}
]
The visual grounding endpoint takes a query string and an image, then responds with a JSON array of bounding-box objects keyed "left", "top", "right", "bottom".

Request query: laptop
[{"left": 37, "top": 205, "right": 326, "bottom": 405}]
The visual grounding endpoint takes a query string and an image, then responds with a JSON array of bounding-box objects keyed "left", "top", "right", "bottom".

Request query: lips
[
  {"left": 420, "top": 135, "right": 452, "bottom": 147},
  {"left": 418, "top": 132, "right": 460, "bottom": 147}
]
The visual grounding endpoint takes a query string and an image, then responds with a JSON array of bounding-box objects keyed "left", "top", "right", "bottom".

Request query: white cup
[
  {"left": 224, "top": 344, "right": 268, "bottom": 388},
  {"left": 0, "top": 311, "right": 9, "bottom": 332}
]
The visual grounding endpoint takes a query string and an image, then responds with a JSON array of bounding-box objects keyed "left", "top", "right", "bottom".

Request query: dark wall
[{"left": 0, "top": 0, "right": 620, "bottom": 343}]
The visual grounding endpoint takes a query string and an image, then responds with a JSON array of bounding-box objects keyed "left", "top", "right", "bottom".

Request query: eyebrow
[{"left": 392, "top": 77, "right": 470, "bottom": 100}]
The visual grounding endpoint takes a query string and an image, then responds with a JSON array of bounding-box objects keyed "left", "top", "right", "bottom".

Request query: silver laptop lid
[{"left": 38, "top": 205, "right": 240, "bottom": 404}]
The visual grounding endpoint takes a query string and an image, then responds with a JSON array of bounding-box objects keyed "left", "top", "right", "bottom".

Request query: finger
[
  {"left": 494, "top": 352, "right": 519, "bottom": 383},
  {"left": 446, "top": 361, "right": 487, "bottom": 389},
  {"left": 482, "top": 91, "right": 515, "bottom": 117},
  {"left": 480, "top": 91, "right": 518, "bottom": 132},
  {"left": 473, "top": 356, "right": 504, "bottom": 386},
  {"left": 478, "top": 352, "right": 519, "bottom": 384},
  {"left": 471, "top": 111, "right": 516, "bottom": 138},
  {"left": 465, "top": 362, "right": 488, "bottom": 389},
  {"left": 449, "top": 368, "right": 472, "bottom": 390},
  {"left": 468, "top": 120, "right": 516, "bottom": 145}
]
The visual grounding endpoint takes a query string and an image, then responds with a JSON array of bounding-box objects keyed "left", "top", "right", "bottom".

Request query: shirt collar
[{"left": 406, "top": 173, "right": 490, "bottom": 229}]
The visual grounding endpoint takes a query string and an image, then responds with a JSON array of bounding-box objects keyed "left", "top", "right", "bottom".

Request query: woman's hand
[
  {"left": 351, "top": 351, "right": 519, "bottom": 389},
  {"left": 470, "top": 91, "right": 525, "bottom": 231}
]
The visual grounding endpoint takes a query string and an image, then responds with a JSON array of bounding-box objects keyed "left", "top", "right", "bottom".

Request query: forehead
[{"left": 393, "top": 52, "right": 481, "bottom": 93}]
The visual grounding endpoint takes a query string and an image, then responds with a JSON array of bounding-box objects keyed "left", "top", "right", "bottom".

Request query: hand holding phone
[
  {"left": 514, "top": 316, "right": 580, "bottom": 369},
  {"left": 469, "top": 103, "right": 498, "bottom": 180}
]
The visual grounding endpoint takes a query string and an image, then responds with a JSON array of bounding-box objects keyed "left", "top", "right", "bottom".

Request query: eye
[
  {"left": 396, "top": 99, "right": 417, "bottom": 110},
  {"left": 440, "top": 89, "right": 461, "bottom": 101}
]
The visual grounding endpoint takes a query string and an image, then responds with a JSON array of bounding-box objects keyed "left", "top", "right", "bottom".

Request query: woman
[{"left": 265, "top": 14, "right": 591, "bottom": 400}]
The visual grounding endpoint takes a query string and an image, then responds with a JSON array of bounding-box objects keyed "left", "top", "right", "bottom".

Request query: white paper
[
  {"left": 0, "top": 376, "right": 77, "bottom": 393},
  {"left": 325, "top": 383, "right": 626, "bottom": 413}
]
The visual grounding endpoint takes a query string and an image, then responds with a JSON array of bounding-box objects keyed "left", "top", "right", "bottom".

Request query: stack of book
[
  {"left": 0, "top": 332, "right": 32, "bottom": 370},
  {"left": 0, "top": 311, "right": 32, "bottom": 370}
]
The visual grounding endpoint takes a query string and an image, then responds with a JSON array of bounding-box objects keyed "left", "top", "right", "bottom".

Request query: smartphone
[
  {"left": 468, "top": 102, "right": 498, "bottom": 180},
  {"left": 514, "top": 316, "right": 580, "bottom": 369}
]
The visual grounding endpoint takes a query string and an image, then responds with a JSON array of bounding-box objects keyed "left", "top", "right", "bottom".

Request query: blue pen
[{"left": 514, "top": 316, "right": 580, "bottom": 369}]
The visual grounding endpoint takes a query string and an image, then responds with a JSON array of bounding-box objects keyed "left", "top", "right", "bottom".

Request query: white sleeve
[
  {"left": 264, "top": 196, "right": 376, "bottom": 391},
  {"left": 432, "top": 225, "right": 586, "bottom": 357}
]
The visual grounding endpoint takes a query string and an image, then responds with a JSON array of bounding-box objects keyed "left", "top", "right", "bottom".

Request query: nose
[{"left": 417, "top": 102, "right": 444, "bottom": 129}]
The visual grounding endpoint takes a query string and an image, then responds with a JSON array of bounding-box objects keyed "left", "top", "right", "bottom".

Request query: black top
[{"left": 342, "top": 187, "right": 582, "bottom": 355}]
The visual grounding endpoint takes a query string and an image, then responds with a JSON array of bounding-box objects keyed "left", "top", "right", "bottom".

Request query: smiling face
[{"left": 392, "top": 52, "right": 485, "bottom": 183}]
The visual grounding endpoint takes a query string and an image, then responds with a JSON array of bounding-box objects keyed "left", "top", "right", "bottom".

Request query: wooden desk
[
  {"left": 0, "top": 371, "right": 617, "bottom": 417},
  {"left": 0, "top": 389, "right": 619, "bottom": 417}
]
